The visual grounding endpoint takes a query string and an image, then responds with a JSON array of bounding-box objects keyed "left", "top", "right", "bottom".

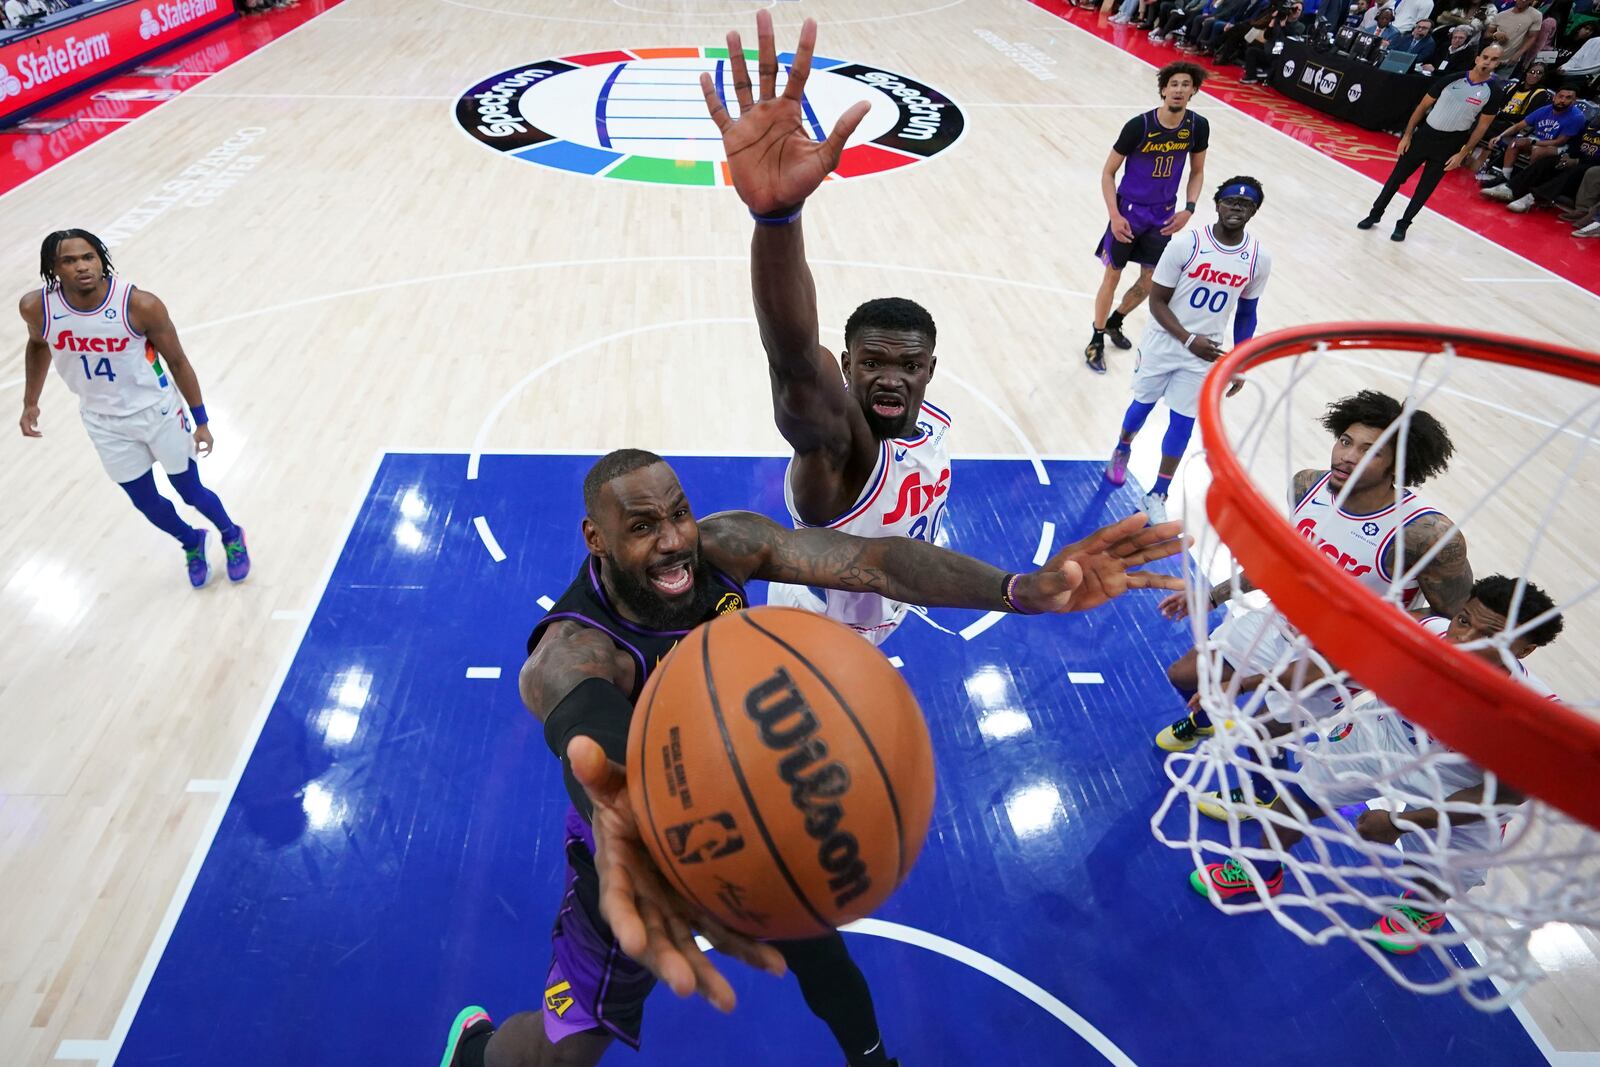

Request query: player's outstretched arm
[
  {"left": 131, "top": 289, "right": 214, "bottom": 456},
  {"left": 700, "top": 510, "right": 1186, "bottom": 614},
  {"left": 18, "top": 291, "right": 49, "bottom": 438},
  {"left": 701, "top": 14, "right": 871, "bottom": 459}
]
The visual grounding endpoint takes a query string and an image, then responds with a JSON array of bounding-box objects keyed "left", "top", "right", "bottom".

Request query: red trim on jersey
[
  {"left": 1177, "top": 231, "right": 1202, "bottom": 276},
  {"left": 1335, "top": 487, "right": 1415, "bottom": 522},
  {"left": 40, "top": 287, "right": 52, "bottom": 344},
  {"left": 57, "top": 281, "right": 117, "bottom": 317},
  {"left": 122, "top": 282, "right": 145, "bottom": 339},
  {"left": 797, "top": 441, "right": 892, "bottom": 529},
  {"left": 921, "top": 400, "right": 951, "bottom": 427},
  {"left": 1292, "top": 472, "right": 1333, "bottom": 514}
]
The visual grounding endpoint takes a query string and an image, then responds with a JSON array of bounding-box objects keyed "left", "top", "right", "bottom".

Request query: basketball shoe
[
  {"left": 1190, "top": 858, "right": 1283, "bottom": 901},
  {"left": 1155, "top": 711, "right": 1213, "bottom": 752},
  {"left": 1141, "top": 491, "right": 1168, "bottom": 525},
  {"left": 1105, "top": 446, "right": 1130, "bottom": 486},
  {"left": 1372, "top": 895, "right": 1447, "bottom": 954},
  {"left": 1084, "top": 335, "right": 1107, "bottom": 374},
  {"left": 439, "top": 1005, "right": 493, "bottom": 1067},
  {"left": 184, "top": 530, "right": 209, "bottom": 588},
  {"left": 1196, "top": 784, "right": 1278, "bottom": 821},
  {"left": 223, "top": 528, "right": 251, "bottom": 582}
]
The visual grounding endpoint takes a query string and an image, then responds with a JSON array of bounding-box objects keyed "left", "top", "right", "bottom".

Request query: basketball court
[{"left": 2, "top": 2, "right": 1597, "bottom": 1065}]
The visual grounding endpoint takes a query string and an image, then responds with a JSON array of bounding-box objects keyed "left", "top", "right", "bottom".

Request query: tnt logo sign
[
  {"left": 0, "top": 64, "right": 19, "bottom": 99},
  {"left": 1347, "top": 84, "right": 1363, "bottom": 104},
  {"left": 139, "top": 9, "right": 161, "bottom": 39},
  {"left": 1295, "top": 517, "right": 1372, "bottom": 577},
  {"left": 883, "top": 467, "right": 949, "bottom": 525}
]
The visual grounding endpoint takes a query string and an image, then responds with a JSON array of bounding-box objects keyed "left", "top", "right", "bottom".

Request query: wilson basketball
[{"left": 626, "top": 606, "right": 936, "bottom": 940}]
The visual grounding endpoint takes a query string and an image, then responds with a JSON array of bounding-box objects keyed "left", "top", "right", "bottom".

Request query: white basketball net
[{"left": 1151, "top": 336, "right": 1600, "bottom": 1010}]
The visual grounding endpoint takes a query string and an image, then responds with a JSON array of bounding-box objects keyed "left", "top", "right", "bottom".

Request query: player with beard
[
  {"left": 702, "top": 13, "right": 951, "bottom": 647},
  {"left": 439, "top": 449, "right": 1186, "bottom": 1067}
]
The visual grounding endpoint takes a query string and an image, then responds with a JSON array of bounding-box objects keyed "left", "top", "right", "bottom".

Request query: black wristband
[
  {"left": 1185, "top": 200, "right": 1197, "bottom": 213},
  {"left": 544, "top": 676, "right": 634, "bottom": 820}
]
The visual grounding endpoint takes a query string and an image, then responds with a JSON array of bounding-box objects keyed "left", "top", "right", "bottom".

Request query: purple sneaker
[
  {"left": 223, "top": 528, "right": 251, "bottom": 583},
  {"left": 1105, "top": 448, "right": 1130, "bottom": 486},
  {"left": 184, "top": 530, "right": 210, "bottom": 588}
]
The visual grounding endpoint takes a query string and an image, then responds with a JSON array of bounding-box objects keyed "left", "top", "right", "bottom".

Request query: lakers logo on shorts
[
  {"left": 716, "top": 592, "right": 744, "bottom": 615},
  {"left": 544, "top": 980, "right": 574, "bottom": 1018}
]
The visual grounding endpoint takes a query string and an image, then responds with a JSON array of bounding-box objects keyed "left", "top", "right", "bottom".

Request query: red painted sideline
[
  {"left": 1026, "top": 0, "right": 1598, "bottom": 296},
  {"left": 0, "top": 0, "right": 345, "bottom": 199}
]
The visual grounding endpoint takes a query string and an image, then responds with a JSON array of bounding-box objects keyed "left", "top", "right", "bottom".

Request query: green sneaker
[
  {"left": 438, "top": 1005, "right": 493, "bottom": 1067},
  {"left": 1373, "top": 903, "right": 1446, "bottom": 954}
]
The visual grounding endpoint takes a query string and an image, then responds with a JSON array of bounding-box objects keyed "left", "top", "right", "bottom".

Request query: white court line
[
  {"left": 0, "top": 1, "right": 339, "bottom": 209},
  {"left": 537, "top": 595, "right": 555, "bottom": 611},
  {"left": 53, "top": 451, "right": 386, "bottom": 1067},
  {"left": 473, "top": 515, "right": 506, "bottom": 562},
  {"left": 1033, "top": 520, "right": 1056, "bottom": 565},
  {"left": 1068, "top": 672, "right": 1105, "bottom": 684},
  {"left": 844, "top": 918, "right": 1138, "bottom": 1065},
  {"left": 438, "top": 0, "right": 965, "bottom": 26},
  {"left": 465, "top": 666, "right": 502, "bottom": 679},
  {"left": 183, "top": 779, "right": 227, "bottom": 793},
  {"left": 74, "top": 117, "right": 134, "bottom": 125},
  {"left": 1009, "top": 0, "right": 1598, "bottom": 305},
  {"left": 170, "top": 255, "right": 1090, "bottom": 340},
  {"left": 53, "top": 1040, "right": 110, "bottom": 1063},
  {"left": 959, "top": 610, "right": 1007, "bottom": 641},
  {"left": 186, "top": 92, "right": 454, "bottom": 101},
  {"left": 964, "top": 102, "right": 1148, "bottom": 108},
  {"left": 1458, "top": 277, "right": 1566, "bottom": 284},
  {"left": 888, "top": 655, "right": 905, "bottom": 668}
]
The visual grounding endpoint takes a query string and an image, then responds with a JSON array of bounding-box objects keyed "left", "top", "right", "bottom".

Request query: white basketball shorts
[{"left": 80, "top": 397, "right": 195, "bottom": 484}]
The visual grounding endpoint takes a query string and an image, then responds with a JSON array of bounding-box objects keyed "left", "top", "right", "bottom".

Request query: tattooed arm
[
  {"left": 1174, "top": 468, "right": 1324, "bottom": 618},
  {"left": 1401, "top": 512, "right": 1472, "bottom": 617},
  {"left": 518, "top": 620, "right": 635, "bottom": 722},
  {"left": 700, "top": 509, "right": 1186, "bottom": 614}
]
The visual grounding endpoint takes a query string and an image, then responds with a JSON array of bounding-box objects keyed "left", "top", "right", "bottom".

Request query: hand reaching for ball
[
  {"left": 567, "top": 736, "right": 788, "bottom": 1012},
  {"left": 1012, "top": 513, "right": 1188, "bottom": 614}
]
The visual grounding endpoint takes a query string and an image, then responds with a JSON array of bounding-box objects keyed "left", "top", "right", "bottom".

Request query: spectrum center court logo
[{"left": 455, "top": 46, "right": 964, "bottom": 187}]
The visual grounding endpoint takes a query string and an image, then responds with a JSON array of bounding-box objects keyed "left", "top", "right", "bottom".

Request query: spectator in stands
[
  {"left": 1359, "top": 0, "right": 1395, "bottom": 29},
  {"left": 1482, "top": 104, "right": 1600, "bottom": 211},
  {"left": 1357, "top": 44, "right": 1507, "bottom": 240},
  {"left": 1189, "top": 0, "right": 1269, "bottom": 53},
  {"left": 1488, "top": 0, "right": 1547, "bottom": 74},
  {"left": 1240, "top": 2, "right": 1310, "bottom": 80},
  {"left": 1467, "top": 61, "right": 1553, "bottom": 168},
  {"left": 1560, "top": 26, "right": 1600, "bottom": 75},
  {"left": 2, "top": 0, "right": 29, "bottom": 28},
  {"left": 1560, "top": 161, "right": 1600, "bottom": 233},
  {"left": 1427, "top": 26, "right": 1481, "bottom": 73},
  {"left": 1480, "top": 83, "right": 1589, "bottom": 189},
  {"left": 1393, "top": 19, "right": 1439, "bottom": 61},
  {"left": 1391, "top": 0, "right": 1433, "bottom": 31},
  {"left": 1371, "top": 6, "right": 1402, "bottom": 40},
  {"left": 1179, "top": 0, "right": 1257, "bottom": 51},
  {"left": 1154, "top": 0, "right": 1219, "bottom": 44}
]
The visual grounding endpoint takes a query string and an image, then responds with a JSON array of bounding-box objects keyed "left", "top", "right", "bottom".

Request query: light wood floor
[{"left": 1, "top": 0, "right": 1596, "bottom": 1063}]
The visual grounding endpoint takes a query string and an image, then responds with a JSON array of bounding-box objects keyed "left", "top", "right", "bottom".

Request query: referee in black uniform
[{"left": 1358, "top": 44, "right": 1508, "bottom": 241}]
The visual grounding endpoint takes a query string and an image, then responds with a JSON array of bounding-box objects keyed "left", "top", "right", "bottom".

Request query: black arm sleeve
[{"left": 544, "top": 676, "right": 634, "bottom": 820}]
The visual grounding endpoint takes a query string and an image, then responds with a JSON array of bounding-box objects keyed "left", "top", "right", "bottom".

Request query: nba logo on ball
[
  {"left": 627, "top": 607, "right": 936, "bottom": 938},
  {"left": 455, "top": 47, "right": 964, "bottom": 187}
]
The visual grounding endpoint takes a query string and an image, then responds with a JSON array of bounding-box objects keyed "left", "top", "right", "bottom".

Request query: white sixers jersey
[
  {"left": 770, "top": 401, "right": 952, "bottom": 642},
  {"left": 1291, "top": 472, "right": 1442, "bottom": 610},
  {"left": 43, "top": 278, "right": 172, "bottom": 416},
  {"left": 1138, "top": 226, "right": 1272, "bottom": 370}
]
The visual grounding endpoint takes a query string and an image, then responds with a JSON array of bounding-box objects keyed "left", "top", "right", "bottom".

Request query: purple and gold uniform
[
  {"left": 526, "top": 558, "right": 748, "bottom": 1048},
  {"left": 1094, "top": 108, "right": 1211, "bottom": 269}
]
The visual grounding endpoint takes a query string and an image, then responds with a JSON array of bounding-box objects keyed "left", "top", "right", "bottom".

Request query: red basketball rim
[{"left": 1199, "top": 322, "right": 1600, "bottom": 831}]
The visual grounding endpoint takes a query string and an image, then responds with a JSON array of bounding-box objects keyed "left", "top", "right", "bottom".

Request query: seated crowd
[
  {"left": 1, "top": 0, "right": 78, "bottom": 33},
  {"left": 1099, "top": 0, "right": 1600, "bottom": 235}
]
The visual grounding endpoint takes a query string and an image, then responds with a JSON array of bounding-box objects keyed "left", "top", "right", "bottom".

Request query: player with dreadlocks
[{"left": 18, "top": 230, "right": 250, "bottom": 587}]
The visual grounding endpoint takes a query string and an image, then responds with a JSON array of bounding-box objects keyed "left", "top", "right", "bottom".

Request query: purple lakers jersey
[{"left": 1112, "top": 109, "right": 1210, "bottom": 206}]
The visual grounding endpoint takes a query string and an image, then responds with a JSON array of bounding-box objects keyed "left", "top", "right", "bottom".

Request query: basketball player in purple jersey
[
  {"left": 17, "top": 230, "right": 249, "bottom": 587},
  {"left": 701, "top": 12, "right": 952, "bottom": 647},
  {"left": 439, "top": 449, "right": 1186, "bottom": 1067},
  {"left": 1086, "top": 62, "right": 1210, "bottom": 374}
]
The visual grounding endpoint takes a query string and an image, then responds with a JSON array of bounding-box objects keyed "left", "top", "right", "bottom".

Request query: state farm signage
[{"left": 1, "top": 1, "right": 231, "bottom": 121}]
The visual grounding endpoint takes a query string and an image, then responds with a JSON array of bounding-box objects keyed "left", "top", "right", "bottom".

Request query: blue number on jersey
[
  {"left": 79, "top": 356, "right": 118, "bottom": 382},
  {"left": 1188, "top": 285, "right": 1230, "bottom": 314}
]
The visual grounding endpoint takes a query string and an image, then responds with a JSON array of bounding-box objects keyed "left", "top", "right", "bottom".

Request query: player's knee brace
[{"left": 1161, "top": 412, "right": 1196, "bottom": 459}]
